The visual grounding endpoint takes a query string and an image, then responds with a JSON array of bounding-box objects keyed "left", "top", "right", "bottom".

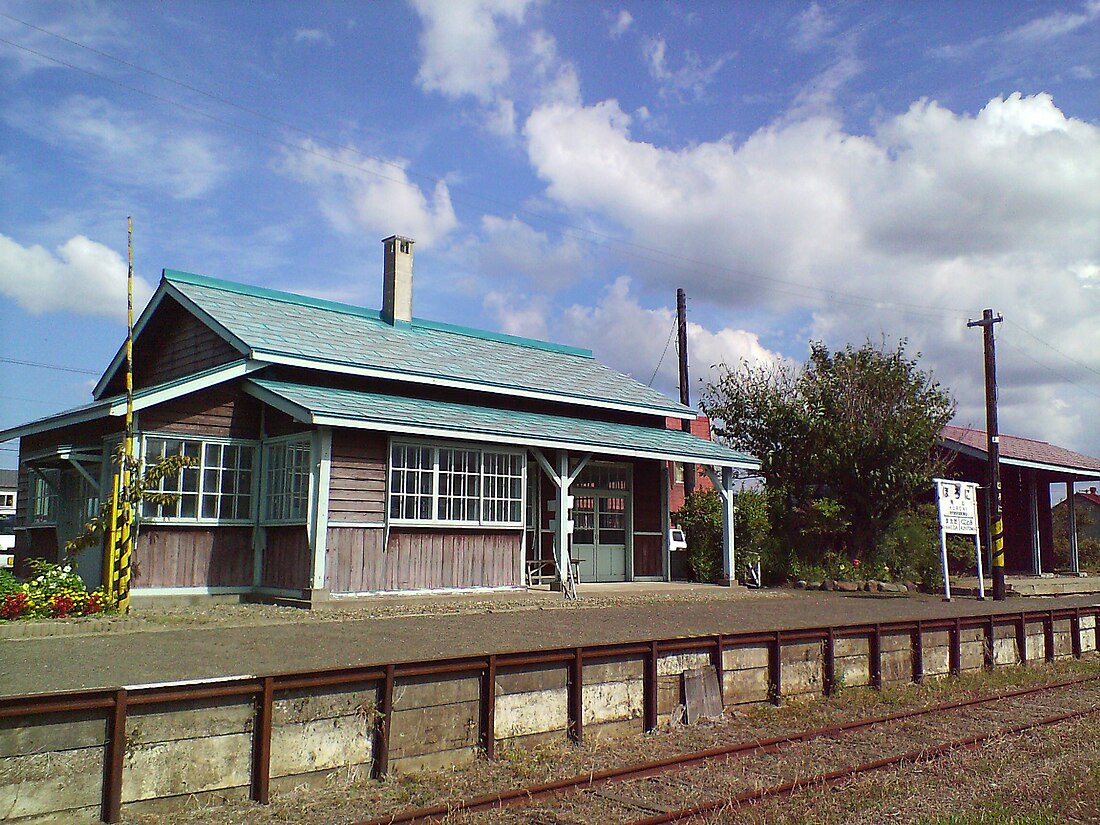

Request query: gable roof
[
  {"left": 96, "top": 270, "right": 694, "bottom": 420},
  {"left": 246, "top": 378, "right": 759, "bottom": 469},
  {"left": 940, "top": 425, "right": 1100, "bottom": 477}
]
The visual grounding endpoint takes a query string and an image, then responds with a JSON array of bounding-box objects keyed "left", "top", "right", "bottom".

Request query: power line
[
  {"left": 1005, "top": 320, "right": 1100, "bottom": 383},
  {"left": 997, "top": 337, "right": 1100, "bottom": 401},
  {"left": 648, "top": 317, "right": 679, "bottom": 387},
  {"left": 0, "top": 357, "right": 98, "bottom": 375},
  {"left": 0, "top": 19, "right": 972, "bottom": 319}
]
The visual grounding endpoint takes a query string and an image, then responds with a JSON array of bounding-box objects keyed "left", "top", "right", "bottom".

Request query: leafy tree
[
  {"left": 678, "top": 489, "right": 724, "bottom": 582},
  {"left": 701, "top": 339, "right": 955, "bottom": 565}
]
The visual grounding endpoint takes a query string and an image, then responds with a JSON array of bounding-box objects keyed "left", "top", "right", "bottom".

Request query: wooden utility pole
[
  {"left": 968, "top": 309, "right": 1005, "bottom": 600},
  {"left": 676, "top": 289, "right": 695, "bottom": 496}
]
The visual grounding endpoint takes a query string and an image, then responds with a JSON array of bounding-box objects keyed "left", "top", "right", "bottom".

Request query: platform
[{"left": 951, "top": 573, "right": 1100, "bottom": 598}]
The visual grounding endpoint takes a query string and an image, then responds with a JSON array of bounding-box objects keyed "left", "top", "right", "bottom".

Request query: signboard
[
  {"left": 932, "top": 478, "right": 984, "bottom": 601},
  {"left": 935, "top": 479, "right": 980, "bottom": 535}
]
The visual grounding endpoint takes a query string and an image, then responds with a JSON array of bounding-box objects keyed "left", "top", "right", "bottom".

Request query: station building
[
  {"left": 2, "top": 237, "right": 757, "bottom": 605},
  {"left": 939, "top": 426, "right": 1100, "bottom": 575}
]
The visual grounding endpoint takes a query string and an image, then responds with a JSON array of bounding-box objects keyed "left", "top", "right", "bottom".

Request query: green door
[{"left": 572, "top": 493, "right": 628, "bottom": 582}]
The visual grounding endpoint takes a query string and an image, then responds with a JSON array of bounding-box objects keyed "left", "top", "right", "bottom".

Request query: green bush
[
  {"left": 679, "top": 490, "right": 724, "bottom": 582},
  {"left": 876, "top": 504, "right": 974, "bottom": 586},
  {"left": 0, "top": 568, "right": 19, "bottom": 597}
]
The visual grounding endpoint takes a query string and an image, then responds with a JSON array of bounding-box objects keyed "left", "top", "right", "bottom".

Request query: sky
[{"left": 1, "top": 0, "right": 1099, "bottom": 481}]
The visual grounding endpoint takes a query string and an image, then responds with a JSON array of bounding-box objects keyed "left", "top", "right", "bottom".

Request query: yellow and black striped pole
[
  {"left": 968, "top": 309, "right": 1005, "bottom": 600},
  {"left": 119, "top": 217, "right": 135, "bottom": 613}
]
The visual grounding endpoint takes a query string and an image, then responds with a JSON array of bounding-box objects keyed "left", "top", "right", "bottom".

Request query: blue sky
[{"left": 1, "top": 0, "right": 1099, "bottom": 474}]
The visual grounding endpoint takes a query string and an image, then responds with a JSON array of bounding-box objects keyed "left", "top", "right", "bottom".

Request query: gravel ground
[{"left": 4, "top": 587, "right": 1100, "bottom": 697}]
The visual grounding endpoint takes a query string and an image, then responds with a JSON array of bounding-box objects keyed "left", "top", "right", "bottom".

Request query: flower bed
[{"left": 0, "top": 559, "right": 115, "bottom": 621}]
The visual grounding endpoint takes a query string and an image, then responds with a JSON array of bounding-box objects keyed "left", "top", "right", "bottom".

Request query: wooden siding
[
  {"left": 103, "top": 296, "right": 240, "bottom": 395},
  {"left": 633, "top": 535, "right": 663, "bottom": 578},
  {"left": 263, "top": 406, "right": 309, "bottom": 438},
  {"left": 132, "top": 527, "right": 253, "bottom": 588},
  {"left": 140, "top": 383, "right": 262, "bottom": 439},
  {"left": 14, "top": 528, "right": 61, "bottom": 576},
  {"left": 261, "top": 525, "right": 310, "bottom": 590},
  {"left": 328, "top": 431, "right": 386, "bottom": 524},
  {"left": 325, "top": 527, "right": 521, "bottom": 593}
]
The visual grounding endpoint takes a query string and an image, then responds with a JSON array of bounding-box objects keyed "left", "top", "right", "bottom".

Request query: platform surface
[{"left": 3, "top": 585, "right": 1100, "bottom": 699}]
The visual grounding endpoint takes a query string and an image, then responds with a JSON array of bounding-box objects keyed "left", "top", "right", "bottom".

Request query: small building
[
  {"left": 0, "top": 468, "right": 15, "bottom": 520},
  {"left": 939, "top": 426, "right": 1100, "bottom": 574},
  {"left": 2, "top": 237, "right": 757, "bottom": 604}
]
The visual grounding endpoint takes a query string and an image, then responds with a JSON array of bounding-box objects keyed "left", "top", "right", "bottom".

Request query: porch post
[
  {"left": 1028, "top": 470, "right": 1041, "bottom": 575},
  {"left": 1067, "top": 479, "right": 1079, "bottom": 574},
  {"left": 307, "top": 427, "right": 332, "bottom": 595},
  {"left": 703, "top": 466, "right": 736, "bottom": 586},
  {"left": 660, "top": 461, "right": 671, "bottom": 581},
  {"left": 555, "top": 451, "right": 571, "bottom": 588}
]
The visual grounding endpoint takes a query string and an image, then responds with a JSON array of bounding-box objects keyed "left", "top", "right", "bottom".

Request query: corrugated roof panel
[
  {"left": 166, "top": 271, "right": 692, "bottom": 417},
  {"left": 246, "top": 378, "right": 759, "bottom": 468}
]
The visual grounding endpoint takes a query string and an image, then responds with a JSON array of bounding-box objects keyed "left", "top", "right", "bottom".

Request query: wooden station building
[
  {"left": 940, "top": 425, "right": 1100, "bottom": 575},
  {"left": 2, "top": 237, "right": 758, "bottom": 605}
]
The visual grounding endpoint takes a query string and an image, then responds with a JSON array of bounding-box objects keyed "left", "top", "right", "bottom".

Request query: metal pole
[
  {"left": 676, "top": 288, "right": 695, "bottom": 497},
  {"left": 968, "top": 309, "right": 1005, "bottom": 600}
]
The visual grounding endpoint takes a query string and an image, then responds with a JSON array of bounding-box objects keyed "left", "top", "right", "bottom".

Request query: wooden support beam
[
  {"left": 480, "top": 655, "right": 497, "bottom": 759},
  {"left": 911, "top": 622, "right": 924, "bottom": 684},
  {"left": 644, "top": 641, "right": 658, "bottom": 732},
  {"left": 1044, "top": 611, "right": 1055, "bottom": 663},
  {"left": 949, "top": 618, "right": 961, "bottom": 678},
  {"left": 823, "top": 629, "right": 836, "bottom": 696},
  {"left": 102, "top": 688, "right": 127, "bottom": 823},
  {"left": 711, "top": 635, "right": 725, "bottom": 708},
  {"left": 870, "top": 625, "right": 882, "bottom": 691},
  {"left": 374, "top": 665, "right": 395, "bottom": 778},
  {"left": 768, "top": 631, "right": 782, "bottom": 706},
  {"left": 568, "top": 648, "right": 584, "bottom": 743},
  {"left": 251, "top": 676, "right": 273, "bottom": 804},
  {"left": 984, "top": 616, "right": 996, "bottom": 670},
  {"left": 1017, "top": 613, "right": 1028, "bottom": 666},
  {"left": 1071, "top": 610, "right": 1082, "bottom": 660}
]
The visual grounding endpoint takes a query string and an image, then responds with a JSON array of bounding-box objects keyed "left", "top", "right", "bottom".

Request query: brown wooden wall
[
  {"left": 261, "top": 525, "right": 310, "bottom": 590},
  {"left": 632, "top": 459, "right": 663, "bottom": 577},
  {"left": 132, "top": 526, "right": 253, "bottom": 588},
  {"left": 103, "top": 296, "right": 240, "bottom": 395},
  {"left": 140, "top": 383, "right": 262, "bottom": 439},
  {"left": 328, "top": 430, "right": 386, "bottom": 524},
  {"left": 325, "top": 527, "right": 521, "bottom": 593}
]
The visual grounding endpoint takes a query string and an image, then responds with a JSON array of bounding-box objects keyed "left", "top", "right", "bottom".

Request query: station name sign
[{"left": 934, "top": 478, "right": 979, "bottom": 536}]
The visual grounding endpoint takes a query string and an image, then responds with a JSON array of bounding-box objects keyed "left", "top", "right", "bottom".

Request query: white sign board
[
  {"left": 935, "top": 479, "right": 980, "bottom": 535},
  {"left": 932, "top": 478, "right": 984, "bottom": 601}
]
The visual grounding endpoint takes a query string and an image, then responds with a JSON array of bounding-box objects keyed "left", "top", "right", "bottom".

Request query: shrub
[{"left": 679, "top": 490, "right": 725, "bottom": 582}]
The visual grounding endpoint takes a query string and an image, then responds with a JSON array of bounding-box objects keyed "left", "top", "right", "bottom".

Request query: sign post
[{"left": 934, "top": 478, "right": 984, "bottom": 602}]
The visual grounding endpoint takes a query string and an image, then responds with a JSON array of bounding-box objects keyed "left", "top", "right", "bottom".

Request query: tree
[{"left": 701, "top": 340, "right": 955, "bottom": 565}]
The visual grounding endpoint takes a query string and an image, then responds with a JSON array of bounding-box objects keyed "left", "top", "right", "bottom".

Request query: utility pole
[
  {"left": 676, "top": 288, "right": 695, "bottom": 497},
  {"left": 968, "top": 309, "right": 1005, "bottom": 600}
]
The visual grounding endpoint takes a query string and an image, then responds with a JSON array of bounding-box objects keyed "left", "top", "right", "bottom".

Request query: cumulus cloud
[
  {"left": 522, "top": 92, "right": 1100, "bottom": 453},
  {"left": 280, "top": 140, "right": 457, "bottom": 246},
  {"left": 409, "top": 0, "right": 534, "bottom": 134},
  {"left": 0, "top": 233, "right": 154, "bottom": 320},
  {"left": 487, "top": 277, "right": 781, "bottom": 398},
  {"left": 478, "top": 215, "right": 585, "bottom": 287},
  {"left": 293, "top": 28, "right": 334, "bottom": 46},
  {"left": 5, "top": 95, "right": 228, "bottom": 198}
]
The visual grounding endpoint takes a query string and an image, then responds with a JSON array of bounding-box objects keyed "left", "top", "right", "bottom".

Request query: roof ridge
[{"left": 163, "top": 269, "right": 592, "bottom": 359}]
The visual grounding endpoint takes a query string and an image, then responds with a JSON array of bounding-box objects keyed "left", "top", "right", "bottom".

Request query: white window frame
[
  {"left": 139, "top": 433, "right": 259, "bottom": 525},
  {"left": 388, "top": 438, "right": 526, "bottom": 528},
  {"left": 261, "top": 434, "right": 312, "bottom": 525}
]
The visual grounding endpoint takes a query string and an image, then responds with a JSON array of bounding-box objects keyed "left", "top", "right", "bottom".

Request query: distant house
[
  {"left": 1, "top": 237, "right": 757, "bottom": 604},
  {"left": 938, "top": 426, "right": 1100, "bottom": 574},
  {"left": 0, "top": 468, "right": 15, "bottom": 519},
  {"left": 1052, "top": 488, "right": 1100, "bottom": 545}
]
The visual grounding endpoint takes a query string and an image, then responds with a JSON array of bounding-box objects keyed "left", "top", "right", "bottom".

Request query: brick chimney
[{"left": 381, "top": 235, "right": 414, "bottom": 324}]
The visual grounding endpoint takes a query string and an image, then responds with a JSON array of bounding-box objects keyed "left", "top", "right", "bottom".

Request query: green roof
[
  {"left": 245, "top": 378, "right": 759, "bottom": 468},
  {"left": 162, "top": 270, "right": 692, "bottom": 418}
]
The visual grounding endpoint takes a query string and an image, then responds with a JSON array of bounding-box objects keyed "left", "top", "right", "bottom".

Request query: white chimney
[{"left": 381, "top": 235, "right": 414, "bottom": 324}]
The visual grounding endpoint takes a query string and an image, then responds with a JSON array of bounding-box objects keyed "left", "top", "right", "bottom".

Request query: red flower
[
  {"left": 1, "top": 592, "right": 29, "bottom": 620},
  {"left": 84, "top": 594, "right": 103, "bottom": 615},
  {"left": 50, "top": 594, "right": 75, "bottom": 618},
  {"left": 852, "top": 559, "right": 861, "bottom": 567}
]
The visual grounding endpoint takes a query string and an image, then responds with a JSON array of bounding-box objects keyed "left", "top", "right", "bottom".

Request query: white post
[
  {"left": 308, "top": 427, "right": 332, "bottom": 591},
  {"left": 940, "top": 527, "right": 952, "bottom": 601},
  {"left": 1028, "top": 472, "right": 1041, "bottom": 575},
  {"left": 974, "top": 532, "right": 985, "bottom": 600},
  {"left": 1067, "top": 479, "right": 1079, "bottom": 574},
  {"left": 703, "top": 466, "right": 737, "bottom": 586}
]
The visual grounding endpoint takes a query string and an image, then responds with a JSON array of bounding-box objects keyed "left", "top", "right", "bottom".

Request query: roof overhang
[
  {"left": 1, "top": 360, "right": 265, "bottom": 443},
  {"left": 940, "top": 438, "right": 1100, "bottom": 479},
  {"left": 245, "top": 379, "right": 758, "bottom": 470}
]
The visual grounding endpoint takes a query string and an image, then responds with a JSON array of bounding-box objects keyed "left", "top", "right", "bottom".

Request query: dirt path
[{"left": 3, "top": 589, "right": 1098, "bottom": 698}]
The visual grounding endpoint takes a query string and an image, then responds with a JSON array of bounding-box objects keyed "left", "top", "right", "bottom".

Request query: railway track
[{"left": 358, "top": 673, "right": 1100, "bottom": 825}]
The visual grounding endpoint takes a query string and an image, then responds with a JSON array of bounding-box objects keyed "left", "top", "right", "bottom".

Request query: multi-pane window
[
  {"left": 263, "top": 439, "right": 311, "bottom": 523},
  {"left": 143, "top": 436, "right": 255, "bottom": 522},
  {"left": 389, "top": 442, "right": 524, "bottom": 526},
  {"left": 30, "top": 469, "right": 60, "bottom": 524},
  {"left": 481, "top": 451, "right": 524, "bottom": 524}
]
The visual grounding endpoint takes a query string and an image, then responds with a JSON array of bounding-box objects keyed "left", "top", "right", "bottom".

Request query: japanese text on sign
[{"left": 934, "top": 479, "right": 979, "bottom": 535}]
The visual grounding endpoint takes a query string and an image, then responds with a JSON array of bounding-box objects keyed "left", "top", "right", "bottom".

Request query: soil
[{"left": 3, "top": 586, "right": 1098, "bottom": 698}]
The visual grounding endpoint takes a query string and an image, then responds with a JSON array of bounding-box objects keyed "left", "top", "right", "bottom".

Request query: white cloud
[
  {"left": 281, "top": 140, "right": 458, "bottom": 246},
  {"left": 293, "top": 28, "right": 334, "bottom": 46},
  {"left": 0, "top": 234, "right": 154, "bottom": 320},
  {"left": 790, "top": 2, "right": 835, "bottom": 52},
  {"left": 487, "top": 277, "right": 781, "bottom": 398},
  {"left": 5, "top": 95, "right": 228, "bottom": 198},
  {"left": 1005, "top": 0, "right": 1100, "bottom": 44},
  {"left": 608, "top": 10, "right": 633, "bottom": 38},
  {"left": 643, "top": 36, "right": 732, "bottom": 101},
  {"left": 523, "top": 91, "right": 1100, "bottom": 453},
  {"left": 478, "top": 215, "right": 585, "bottom": 287}
]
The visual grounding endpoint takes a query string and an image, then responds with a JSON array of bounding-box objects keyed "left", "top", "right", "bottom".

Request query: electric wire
[
  {"left": 1005, "top": 319, "right": 1100, "bottom": 382},
  {"left": 0, "top": 357, "right": 98, "bottom": 375},
  {"left": 0, "top": 19, "right": 971, "bottom": 319},
  {"left": 647, "top": 317, "right": 679, "bottom": 387},
  {"left": 997, "top": 337, "right": 1100, "bottom": 401}
]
